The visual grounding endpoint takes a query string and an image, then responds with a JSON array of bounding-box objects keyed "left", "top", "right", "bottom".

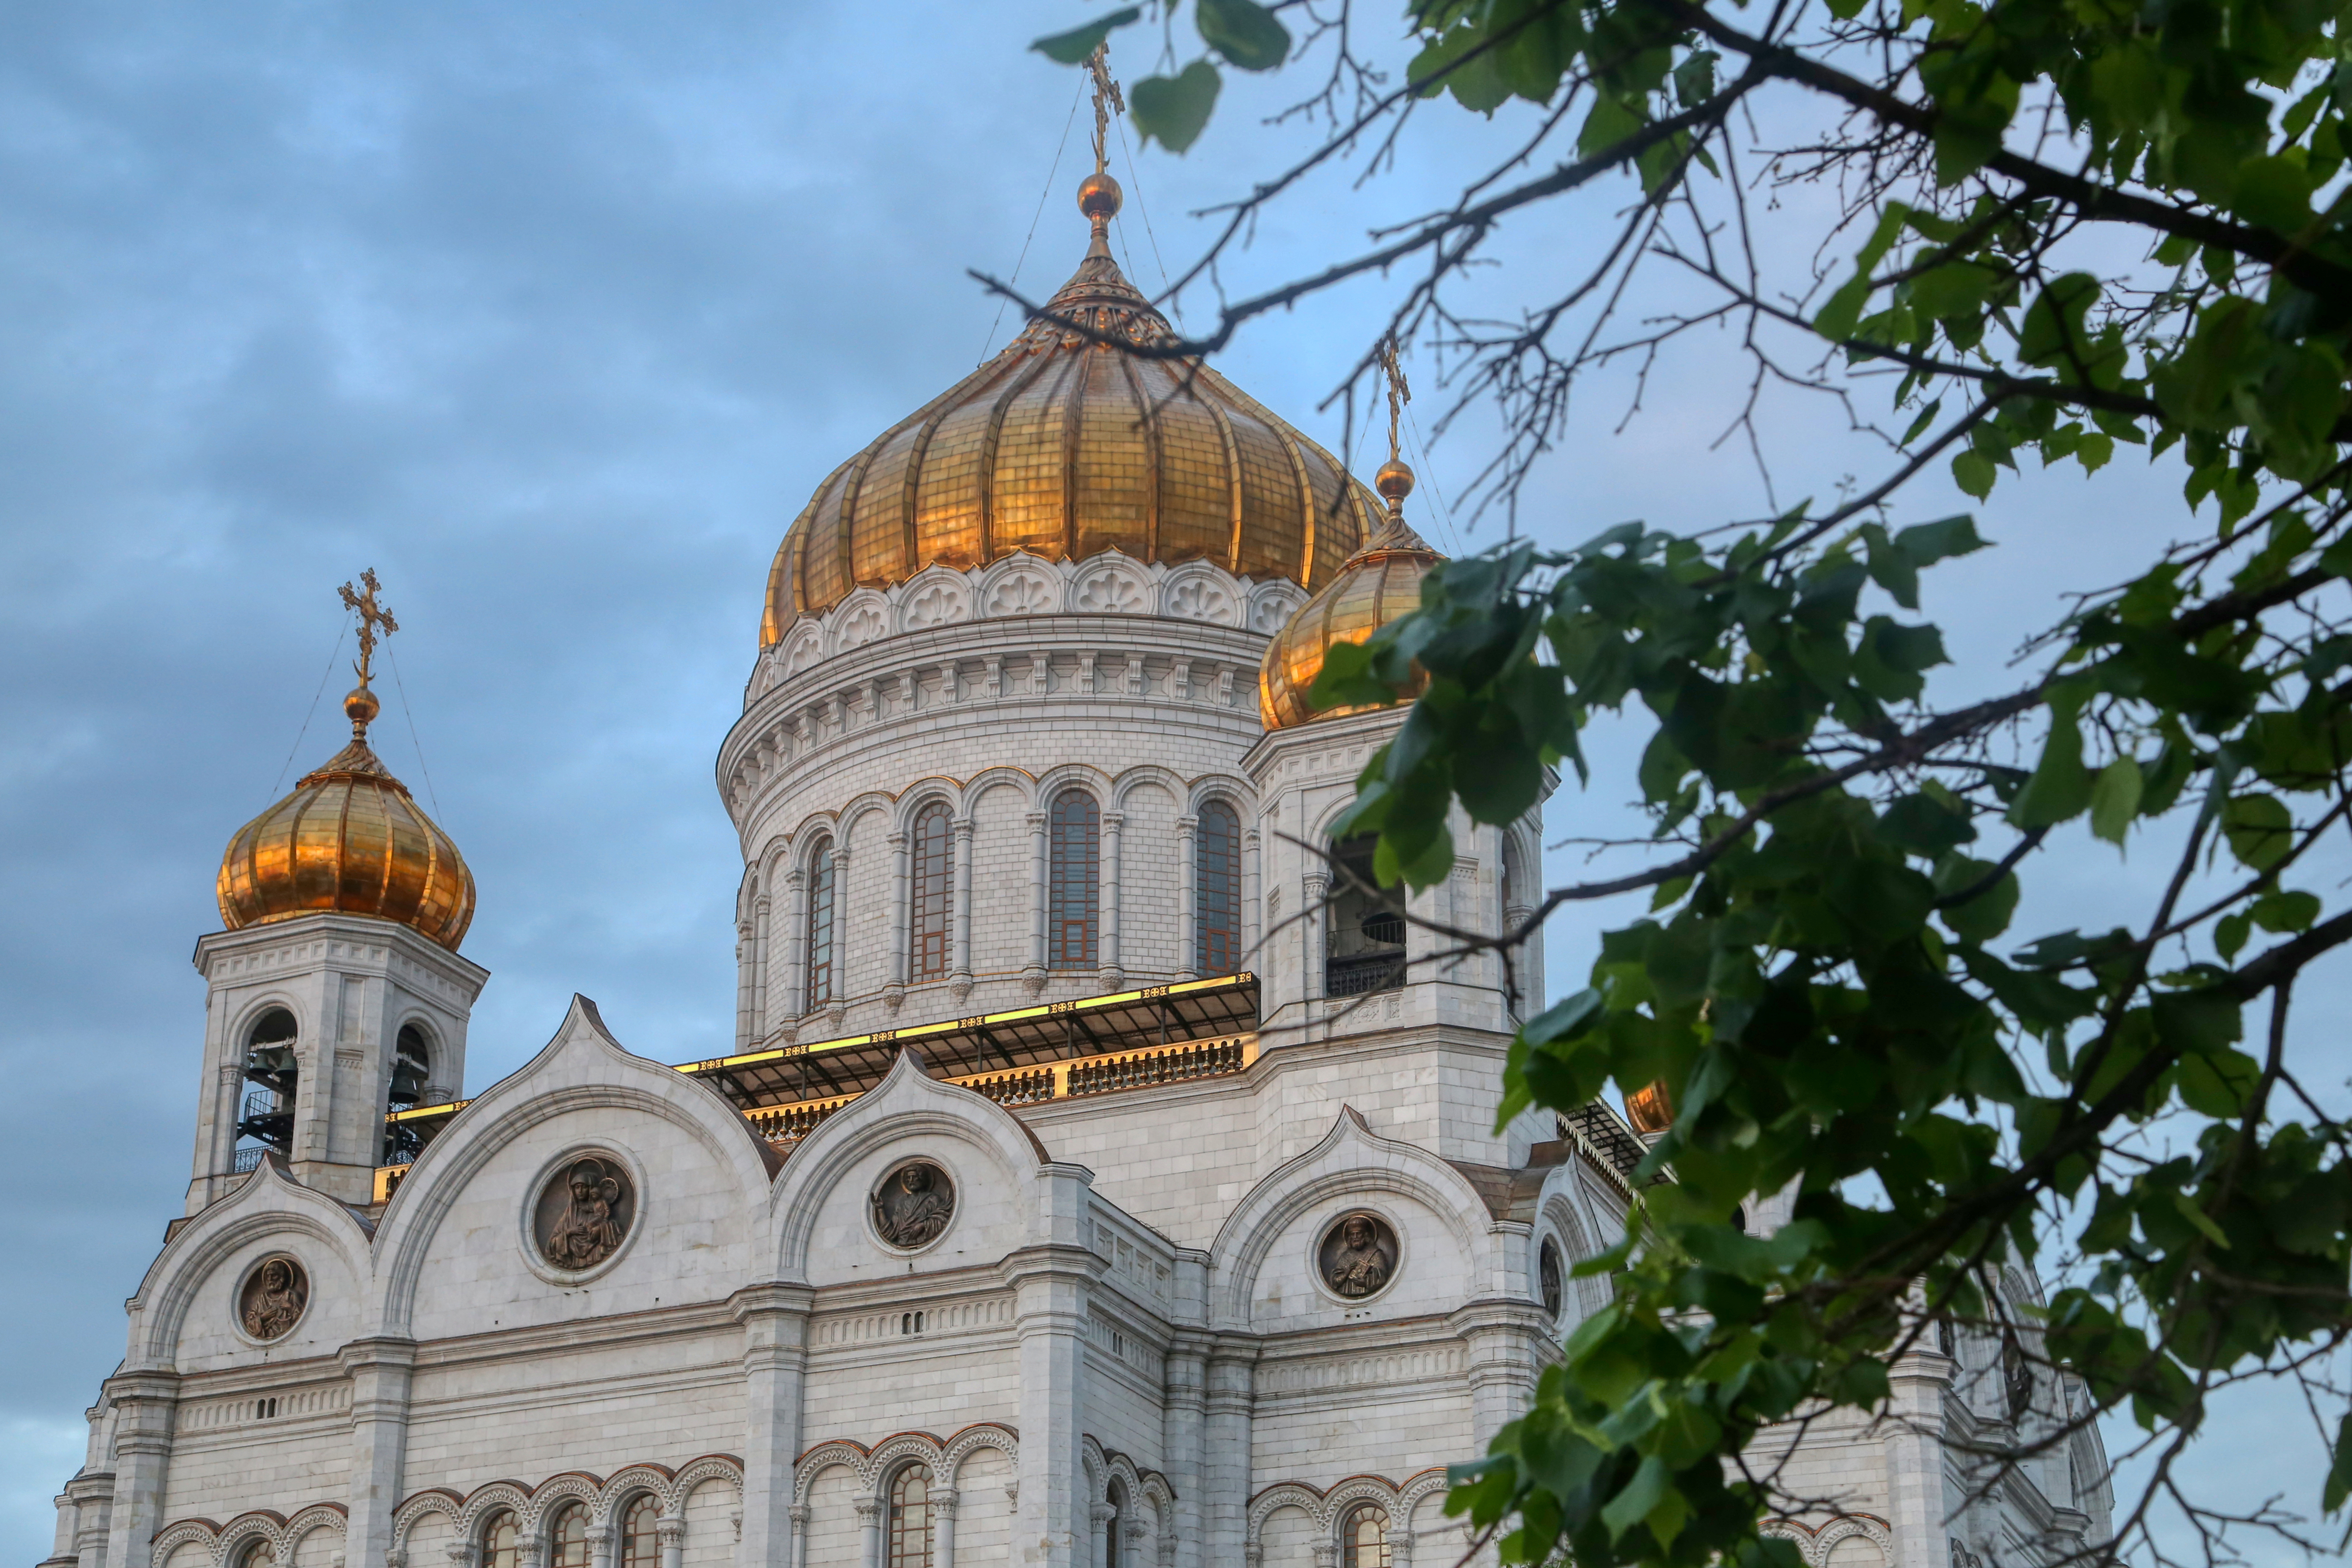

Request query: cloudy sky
[{"left": 0, "top": 2, "right": 2337, "bottom": 1562}]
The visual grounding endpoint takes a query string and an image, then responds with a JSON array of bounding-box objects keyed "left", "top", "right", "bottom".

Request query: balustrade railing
[
  {"left": 1325, "top": 951, "right": 1405, "bottom": 997},
  {"left": 232, "top": 1147, "right": 266, "bottom": 1174}
]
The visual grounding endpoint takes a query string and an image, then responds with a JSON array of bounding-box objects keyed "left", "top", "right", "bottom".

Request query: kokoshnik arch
[{"left": 36, "top": 73, "right": 2109, "bottom": 1568}]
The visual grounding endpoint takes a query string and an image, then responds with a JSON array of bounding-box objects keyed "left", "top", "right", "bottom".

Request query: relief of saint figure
[
  {"left": 1321, "top": 1212, "right": 1397, "bottom": 1299},
  {"left": 543, "top": 1157, "right": 628, "bottom": 1269},
  {"left": 872, "top": 1163, "right": 955, "bottom": 1249},
  {"left": 241, "top": 1257, "right": 308, "bottom": 1340}
]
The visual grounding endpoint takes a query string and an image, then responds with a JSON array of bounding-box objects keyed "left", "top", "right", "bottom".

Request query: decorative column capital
[
  {"left": 1091, "top": 1504, "right": 1115, "bottom": 1527},
  {"left": 1311, "top": 1542, "right": 1338, "bottom": 1568},
  {"left": 445, "top": 1545, "right": 477, "bottom": 1568},
  {"left": 581, "top": 1528, "right": 613, "bottom": 1553},
  {"left": 932, "top": 1489, "right": 959, "bottom": 1521},
  {"left": 1103, "top": 811, "right": 1125, "bottom": 831},
  {"left": 851, "top": 1498, "right": 881, "bottom": 1523},
  {"left": 654, "top": 1518, "right": 687, "bottom": 1547},
  {"left": 384, "top": 1550, "right": 406, "bottom": 1568},
  {"left": 787, "top": 1507, "right": 810, "bottom": 1528},
  {"left": 953, "top": 817, "right": 974, "bottom": 839}
]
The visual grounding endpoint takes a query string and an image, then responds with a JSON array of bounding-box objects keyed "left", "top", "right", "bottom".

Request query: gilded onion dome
[
  {"left": 760, "top": 175, "right": 1382, "bottom": 645},
  {"left": 217, "top": 684, "right": 475, "bottom": 951},
  {"left": 1259, "top": 457, "right": 1444, "bottom": 730}
]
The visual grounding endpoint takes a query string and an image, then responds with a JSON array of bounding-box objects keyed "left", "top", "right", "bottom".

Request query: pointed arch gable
[
  {"left": 765, "top": 1050, "right": 1052, "bottom": 1281},
  {"left": 131, "top": 1155, "right": 371, "bottom": 1365}
]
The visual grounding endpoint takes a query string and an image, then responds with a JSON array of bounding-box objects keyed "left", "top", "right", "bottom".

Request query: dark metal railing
[
  {"left": 232, "top": 1147, "right": 267, "bottom": 1174},
  {"left": 1325, "top": 951, "right": 1405, "bottom": 997}
]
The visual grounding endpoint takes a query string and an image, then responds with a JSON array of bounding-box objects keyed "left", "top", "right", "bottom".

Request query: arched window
[
  {"left": 1195, "top": 800, "right": 1242, "bottom": 976},
  {"left": 1324, "top": 835, "right": 1405, "bottom": 996},
  {"left": 390, "top": 1023, "right": 431, "bottom": 1108},
  {"left": 886, "top": 1464, "right": 934, "bottom": 1568},
  {"left": 481, "top": 1513, "right": 519, "bottom": 1568},
  {"left": 237, "top": 1542, "right": 274, "bottom": 1568},
  {"left": 547, "top": 1506, "right": 588, "bottom": 1568},
  {"left": 1341, "top": 1503, "right": 1391, "bottom": 1568},
  {"left": 619, "top": 1496, "right": 661, "bottom": 1568},
  {"left": 1048, "top": 789, "right": 1100, "bottom": 970},
  {"left": 1104, "top": 1482, "right": 1127, "bottom": 1568},
  {"left": 238, "top": 1006, "right": 301, "bottom": 1162},
  {"left": 805, "top": 838, "right": 837, "bottom": 1006},
  {"left": 911, "top": 803, "right": 953, "bottom": 981}
]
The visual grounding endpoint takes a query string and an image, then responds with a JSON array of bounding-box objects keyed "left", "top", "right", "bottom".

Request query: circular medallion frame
[
  {"left": 1311, "top": 1206, "right": 1405, "bottom": 1305},
  {"left": 866, "top": 1156, "right": 960, "bottom": 1256},
  {"left": 519, "top": 1143, "right": 646, "bottom": 1286},
  {"left": 233, "top": 1252, "right": 311, "bottom": 1345}
]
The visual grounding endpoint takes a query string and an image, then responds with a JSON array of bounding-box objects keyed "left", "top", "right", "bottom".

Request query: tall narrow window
[
  {"left": 1195, "top": 799, "right": 1242, "bottom": 975},
  {"left": 911, "top": 804, "right": 953, "bottom": 981},
  {"left": 481, "top": 1514, "right": 519, "bottom": 1568},
  {"left": 1340, "top": 1504, "right": 1391, "bottom": 1568},
  {"left": 1325, "top": 835, "right": 1406, "bottom": 997},
  {"left": 1105, "top": 1483, "right": 1127, "bottom": 1568},
  {"left": 886, "top": 1464, "right": 934, "bottom": 1568},
  {"left": 805, "top": 838, "right": 837, "bottom": 1006},
  {"left": 1048, "top": 789, "right": 1100, "bottom": 969},
  {"left": 619, "top": 1497, "right": 660, "bottom": 1568},
  {"left": 547, "top": 1507, "right": 588, "bottom": 1568}
]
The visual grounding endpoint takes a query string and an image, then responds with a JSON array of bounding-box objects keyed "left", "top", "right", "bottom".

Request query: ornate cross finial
[
  {"left": 338, "top": 568, "right": 399, "bottom": 690},
  {"left": 1086, "top": 42, "right": 1124, "bottom": 175},
  {"left": 1379, "top": 334, "right": 1412, "bottom": 467}
]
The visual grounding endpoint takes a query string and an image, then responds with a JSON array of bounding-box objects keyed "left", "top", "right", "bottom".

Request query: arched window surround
[
  {"left": 804, "top": 834, "right": 839, "bottom": 1008},
  {"left": 884, "top": 1461, "right": 934, "bottom": 1568},
  {"left": 1047, "top": 788, "right": 1101, "bottom": 971},
  {"left": 617, "top": 1495, "right": 661, "bottom": 1568},
  {"left": 480, "top": 1512, "right": 520, "bottom": 1568},
  {"left": 545, "top": 1505, "right": 588, "bottom": 1568},
  {"left": 1340, "top": 1502, "right": 1391, "bottom": 1568},
  {"left": 908, "top": 800, "right": 955, "bottom": 982},
  {"left": 1194, "top": 797, "right": 1243, "bottom": 977}
]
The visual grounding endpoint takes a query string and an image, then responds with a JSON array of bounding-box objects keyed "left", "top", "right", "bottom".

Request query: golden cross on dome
[
  {"left": 1086, "top": 42, "right": 1124, "bottom": 175},
  {"left": 338, "top": 568, "right": 399, "bottom": 689},
  {"left": 1380, "top": 335, "right": 1412, "bottom": 466}
]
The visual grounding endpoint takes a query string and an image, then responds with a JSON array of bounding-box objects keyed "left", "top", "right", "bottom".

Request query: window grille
[
  {"left": 911, "top": 805, "right": 953, "bottom": 980},
  {"left": 886, "top": 1464, "right": 934, "bottom": 1568},
  {"left": 481, "top": 1514, "right": 518, "bottom": 1568},
  {"left": 806, "top": 839, "right": 836, "bottom": 1005},
  {"left": 620, "top": 1497, "right": 660, "bottom": 1568},
  {"left": 1341, "top": 1504, "right": 1391, "bottom": 1568},
  {"left": 1195, "top": 799, "right": 1242, "bottom": 975},
  {"left": 547, "top": 1508, "right": 588, "bottom": 1568},
  {"left": 1048, "top": 790, "right": 1100, "bottom": 969}
]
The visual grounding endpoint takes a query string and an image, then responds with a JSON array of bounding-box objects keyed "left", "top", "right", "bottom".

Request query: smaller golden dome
[
  {"left": 1258, "top": 488, "right": 1443, "bottom": 730},
  {"left": 216, "top": 687, "right": 475, "bottom": 950}
]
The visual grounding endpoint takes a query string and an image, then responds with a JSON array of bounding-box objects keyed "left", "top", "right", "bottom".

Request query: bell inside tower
[{"left": 233, "top": 1008, "right": 300, "bottom": 1169}]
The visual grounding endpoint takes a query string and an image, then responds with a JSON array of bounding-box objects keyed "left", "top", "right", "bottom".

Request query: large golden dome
[
  {"left": 217, "top": 686, "right": 475, "bottom": 950},
  {"left": 760, "top": 187, "right": 1382, "bottom": 644},
  {"left": 1259, "top": 461, "right": 1444, "bottom": 729}
]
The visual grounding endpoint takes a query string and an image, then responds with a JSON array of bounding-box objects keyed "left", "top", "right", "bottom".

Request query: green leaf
[
  {"left": 1816, "top": 204, "right": 1909, "bottom": 343},
  {"left": 1031, "top": 7, "right": 1143, "bottom": 63},
  {"left": 1196, "top": 0, "right": 1290, "bottom": 71},
  {"left": 1601, "top": 1454, "right": 1671, "bottom": 1540},
  {"left": 2221, "top": 793, "right": 2293, "bottom": 871},
  {"left": 1935, "top": 854, "right": 2021, "bottom": 942},
  {"left": 1131, "top": 61, "right": 1222, "bottom": 152},
  {"left": 2215, "top": 910, "right": 2252, "bottom": 959},
  {"left": 2325, "top": 1411, "right": 2352, "bottom": 1513},
  {"left": 2011, "top": 687, "right": 2094, "bottom": 828},
  {"left": 1951, "top": 448, "right": 1997, "bottom": 499},
  {"left": 2090, "top": 756, "right": 2143, "bottom": 845}
]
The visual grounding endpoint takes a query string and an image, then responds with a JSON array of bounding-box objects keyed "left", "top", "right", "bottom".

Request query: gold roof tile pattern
[
  {"left": 760, "top": 192, "right": 1381, "bottom": 645},
  {"left": 217, "top": 686, "right": 475, "bottom": 951},
  {"left": 1259, "top": 460, "right": 1444, "bottom": 730}
]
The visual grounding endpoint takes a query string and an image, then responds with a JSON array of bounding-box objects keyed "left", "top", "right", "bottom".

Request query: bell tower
[{"left": 187, "top": 571, "right": 488, "bottom": 1211}]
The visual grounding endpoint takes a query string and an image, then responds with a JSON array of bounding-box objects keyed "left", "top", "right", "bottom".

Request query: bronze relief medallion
[
  {"left": 239, "top": 1255, "right": 309, "bottom": 1340},
  {"left": 1317, "top": 1210, "right": 1400, "bottom": 1299},
  {"left": 1539, "top": 1237, "right": 1564, "bottom": 1318},
  {"left": 534, "top": 1154, "right": 634, "bottom": 1271},
  {"left": 871, "top": 1161, "right": 955, "bottom": 1250}
]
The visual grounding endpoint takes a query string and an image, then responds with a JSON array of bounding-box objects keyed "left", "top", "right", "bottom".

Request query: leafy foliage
[{"left": 1030, "top": 0, "right": 2352, "bottom": 1562}]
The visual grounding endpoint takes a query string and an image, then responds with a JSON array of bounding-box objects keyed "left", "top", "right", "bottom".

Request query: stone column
[
  {"left": 1008, "top": 1165, "right": 1096, "bottom": 1565},
  {"left": 823, "top": 849, "right": 851, "bottom": 1025},
  {"left": 1885, "top": 1341, "right": 1957, "bottom": 1568},
  {"left": 584, "top": 1527, "right": 613, "bottom": 1568},
  {"left": 734, "top": 919, "right": 757, "bottom": 1051},
  {"left": 786, "top": 1508, "right": 809, "bottom": 1568},
  {"left": 1099, "top": 811, "right": 1125, "bottom": 990},
  {"left": 1302, "top": 873, "right": 1329, "bottom": 1004},
  {"left": 734, "top": 1285, "right": 812, "bottom": 1568},
  {"left": 655, "top": 1517, "right": 684, "bottom": 1568},
  {"left": 100, "top": 1370, "right": 177, "bottom": 1568},
  {"left": 1311, "top": 1541, "right": 1338, "bottom": 1568},
  {"left": 933, "top": 1489, "right": 959, "bottom": 1568},
  {"left": 885, "top": 830, "right": 911, "bottom": 1010},
  {"left": 950, "top": 818, "right": 975, "bottom": 996},
  {"left": 780, "top": 868, "right": 808, "bottom": 1035},
  {"left": 1089, "top": 1505, "right": 1112, "bottom": 1568},
  {"left": 852, "top": 1498, "right": 880, "bottom": 1568},
  {"left": 1449, "top": 1303, "right": 1549, "bottom": 1444},
  {"left": 1175, "top": 814, "right": 1198, "bottom": 980},
  {"left": 517, "top": 1532, "right": 546, "bottom": 1568},
  {"left": 1023, "top": 810, "right": 1049, "bottom": 995},
  {"left": 342, "top": 1339, "right": 418, "bottom": 1568},
  {"left": 750, "top": 899, "right": 772, "bottom": 1045},
  {"left": 1202, "top": 1344, "right": 1257, "bottom": 1565},
  {"left": 1160, "top": 1334, "right": 1207, "bottom": 1568},
  {"left": 1389, "top": 1530, "right": 1415, "bottom": 1568},
  {"left": 1241, "top": 827, "right": 1262, "bottom": 974},
  {"left": 1122, "top": 1520, "right": 1148, "bottom": 1568}
]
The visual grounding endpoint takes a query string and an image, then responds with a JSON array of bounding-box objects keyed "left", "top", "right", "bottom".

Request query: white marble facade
[{"left": 43, "top": 560, "right": 2106, "bottom": 1568}]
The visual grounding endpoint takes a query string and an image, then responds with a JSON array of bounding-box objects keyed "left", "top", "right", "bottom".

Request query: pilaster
[
  {"left": 732, "top": 1282, "right": 814, "bottom": 1568},
  {"left": 341, "top": 1336, "right": 418, "bottom": 1568},
  {"left": 98, "top": 1370, "right": 176, "bottom": 1568}
]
